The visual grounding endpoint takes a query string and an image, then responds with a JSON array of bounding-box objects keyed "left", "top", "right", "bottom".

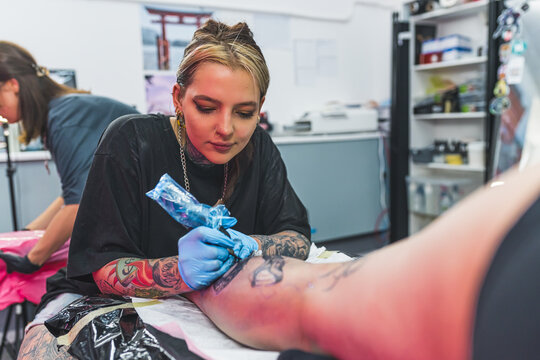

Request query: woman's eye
[
  {"left": 237, "top": 112, "right": 255, "bottom": 119},
  {"left": 195, "top": 104, "right": 215, "bottom": 113}
]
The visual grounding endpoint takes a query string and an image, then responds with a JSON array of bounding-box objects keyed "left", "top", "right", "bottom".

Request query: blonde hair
[{"left": 176, "top": 20, "right": 269, "bottom": 100}]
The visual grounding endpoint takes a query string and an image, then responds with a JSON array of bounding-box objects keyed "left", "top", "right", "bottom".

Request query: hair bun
[{"left": 195, "top": 19, "right": 254, "bottom": 45}]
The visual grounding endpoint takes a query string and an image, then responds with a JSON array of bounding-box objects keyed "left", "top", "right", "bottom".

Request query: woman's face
[
  {"left": 0, "top": 79, "right": 20, "bottom": 123},
  {"left": 173, "top": 62, "right": 265, "bottom": 165}
]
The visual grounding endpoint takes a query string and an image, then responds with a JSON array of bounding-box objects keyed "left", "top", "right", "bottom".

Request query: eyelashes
[
  {"left": 194, "top": 103, "right": 255, "bottom": 119},
  {"left": 195, "top": 103, "right": 214, "bottom": 114},
  {"left": 237, "top": 111, "right": 255, "bottom": 119}
]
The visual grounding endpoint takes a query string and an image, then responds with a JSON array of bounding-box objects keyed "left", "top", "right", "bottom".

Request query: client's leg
[
  {"left": 17, "top": 325, "right": 74, "bottom": 360},
  {"left": 186, "top": 164, "right": 540, "bottom": 360}
]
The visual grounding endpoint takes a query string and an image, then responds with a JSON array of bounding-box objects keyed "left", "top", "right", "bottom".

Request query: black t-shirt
[{"left": 67, "top": 114, "right": 310, "bottom": 294}]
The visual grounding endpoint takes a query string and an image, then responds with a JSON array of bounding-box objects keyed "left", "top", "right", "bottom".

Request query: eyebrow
[{"left": 193, "top": 95, "right": 257, "bottom": 107}]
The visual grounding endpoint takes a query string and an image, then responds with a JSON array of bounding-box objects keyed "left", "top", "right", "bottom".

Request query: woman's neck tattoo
[{"left": 185, "top": 135, "right": 213, "bottom": 166}]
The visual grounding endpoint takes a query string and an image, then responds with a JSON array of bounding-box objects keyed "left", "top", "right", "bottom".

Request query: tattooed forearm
[
  {"left": 319, "top": 257, "right": 366, "bottom": 291},
  {"left": 252, "top": 230, "right": 310, "bottom": 260},
  {"left": 93, "top": 256, "right": 190, "bottom": 298}
]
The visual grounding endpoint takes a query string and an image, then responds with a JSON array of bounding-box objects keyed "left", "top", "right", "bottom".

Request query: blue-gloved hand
[
  {"left": 227, "top": 229, "right": 260, "bottom": 259},
  {"left": 178, "top": 226, "right": 236, "bottom": 290}
]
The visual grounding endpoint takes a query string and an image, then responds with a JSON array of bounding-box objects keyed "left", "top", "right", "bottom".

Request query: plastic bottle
[
  {"left": 440, "top": 186, "right": 452, "bottom": 213},
  {"left": 425, "top": 183, "right": 437, "bottom": 215}
]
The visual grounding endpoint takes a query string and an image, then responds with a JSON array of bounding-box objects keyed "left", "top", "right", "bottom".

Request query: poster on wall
[
  {"left": 141, "top": 5, "right": 213, "bottom": 71},
  {"left": 141, "top": 4, "right": 213, "bottom": 113},
  {"left": 493, "top": 84, "right": 530, "bottom": 175},
  {"left": 144, "top": 73, "right": 177, "bottom": 115}
]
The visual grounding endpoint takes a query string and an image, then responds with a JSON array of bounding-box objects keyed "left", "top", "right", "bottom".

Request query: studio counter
[{"left": 0, "top": 133, "right": 388, "bottom": 240}]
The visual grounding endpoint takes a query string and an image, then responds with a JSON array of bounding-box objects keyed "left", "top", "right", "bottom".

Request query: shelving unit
[
  {"left": 407, "top": 1, "right": 497, "bottom": 234},
  {"left": 422, "top": 163, "right": 485, "bottom": 172},
  {"left": 414, "top": 56, "right": 487, "bottom": 71},
  {"left": 410, "top": 210, "right": 438, "bottom": 218},
  {"left": 414, "top": 112, "right": 486, "bottom": 120},
  {"left": 411, "top": 0, "right": 489, "bottom": 22}
]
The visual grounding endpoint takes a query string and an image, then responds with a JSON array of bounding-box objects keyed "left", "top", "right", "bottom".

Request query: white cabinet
[{"left": 274, "top": 133, "right": 387, "bottom": 242}]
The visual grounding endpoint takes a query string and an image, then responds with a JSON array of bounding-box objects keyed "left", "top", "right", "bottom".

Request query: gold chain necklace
[{"left": 175, "top": 118, "right": 229, "bottom": 205}]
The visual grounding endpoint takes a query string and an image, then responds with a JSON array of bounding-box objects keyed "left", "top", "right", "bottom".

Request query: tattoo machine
[{"left": 146, "top": 173, "right": 240, "bottom": 259}]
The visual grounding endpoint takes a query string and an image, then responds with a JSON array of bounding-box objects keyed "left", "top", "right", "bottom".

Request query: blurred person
[{"left": 0, "top": 41, "right": 139, "bottom": 273}]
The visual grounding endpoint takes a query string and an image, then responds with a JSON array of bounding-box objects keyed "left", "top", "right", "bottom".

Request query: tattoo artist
[
  {"left": 63, "top": 19, "right": 311, "bottom": 300},
  {"left": 0, "top": 42, "right": 139, "bottom": 274}
]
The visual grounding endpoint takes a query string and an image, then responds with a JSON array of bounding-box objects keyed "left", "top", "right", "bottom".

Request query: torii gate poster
[{"left": 141, "top": 5, "right": 213, "bottom": 114}]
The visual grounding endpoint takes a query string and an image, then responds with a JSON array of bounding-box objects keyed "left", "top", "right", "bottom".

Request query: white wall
[
  {"left": 0, "top": 0, "right": 398, "bottom": 129},
  {"left": 0, "top": 0, "right": 145, "bottom": 109}
]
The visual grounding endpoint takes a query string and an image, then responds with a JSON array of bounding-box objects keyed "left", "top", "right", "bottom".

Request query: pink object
[{"left": 0, "top": 231, "right": 69, "bottom": 310}]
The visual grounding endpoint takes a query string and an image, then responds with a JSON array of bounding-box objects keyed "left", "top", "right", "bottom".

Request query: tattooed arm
[
  {"left": 251, "top": 230, "right": 310, "bottom": 260},
  {"left": 92, "top": 256, "right": 192, "bottom": 298}
]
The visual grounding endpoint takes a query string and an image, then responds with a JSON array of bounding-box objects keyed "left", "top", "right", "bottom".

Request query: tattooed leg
[{"left": 18, "top": 325, "right": 74, "bottom": 360}]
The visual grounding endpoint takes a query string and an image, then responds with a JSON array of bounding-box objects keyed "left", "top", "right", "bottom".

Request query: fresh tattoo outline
[
  {"left": 319, "top": 257, "right": 366, "bottom": 291},
  {"left": 250, "top": 255, "right": 285, "bottom": 287},
  {"left": 212, "top": 257, "right": 249, "bottom": 294}
]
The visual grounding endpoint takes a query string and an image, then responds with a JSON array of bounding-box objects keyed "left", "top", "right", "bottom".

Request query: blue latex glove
[
  {"left": 227, "top": 229, "right": 260, "bottom": 259},
  {"left": 178, "top": 226, "right": 236, "bottom": 290}
]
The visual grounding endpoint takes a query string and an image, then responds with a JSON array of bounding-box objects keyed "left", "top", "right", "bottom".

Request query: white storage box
[
  {"left": 439, "top": 34, "right": 471, "bottom": 50},
  {"left": 442, "top": 47, "right": 473, "bottom": 61}
]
